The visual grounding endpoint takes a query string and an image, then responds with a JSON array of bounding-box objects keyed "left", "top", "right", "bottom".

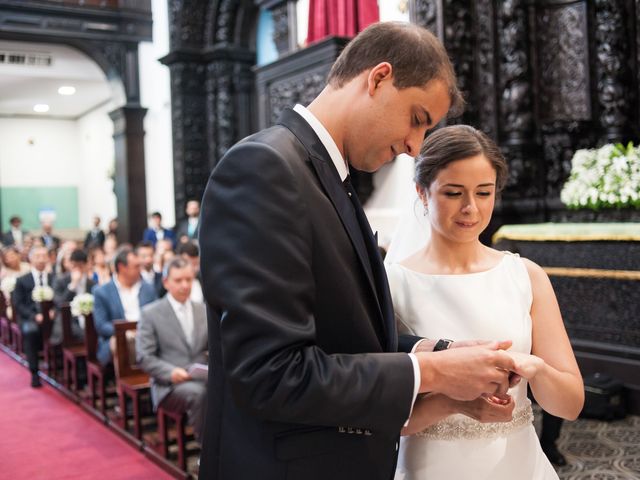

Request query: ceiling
[{"left": 0, "top": 40, "right": 112, "bottom": 119}]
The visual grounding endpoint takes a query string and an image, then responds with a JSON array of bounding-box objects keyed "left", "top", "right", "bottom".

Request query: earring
[{"left": 423, "top": 204, "right": 429, "bottom": 216}]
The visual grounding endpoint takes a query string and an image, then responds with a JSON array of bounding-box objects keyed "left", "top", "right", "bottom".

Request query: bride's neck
[{"left": 422, "top": 235, "right": 488, "bottom": 274}]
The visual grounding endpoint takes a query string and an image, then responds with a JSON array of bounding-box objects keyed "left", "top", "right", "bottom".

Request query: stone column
[{"left": 109, "top": 105, "right": 148, "bottom": 243}]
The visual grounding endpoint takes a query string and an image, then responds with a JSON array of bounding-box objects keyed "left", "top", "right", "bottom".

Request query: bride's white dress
[{"left": 387, "top": 252, "right": 559, "bottom": 480}]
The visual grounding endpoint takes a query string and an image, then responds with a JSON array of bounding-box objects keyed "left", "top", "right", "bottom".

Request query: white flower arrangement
[
  {"left": 71, "top": 293, "right": 94, "bottom": 316},
  {"left": 32, "top": 285, "right": 54, "bottom": 302},
  {"left": 561, "top": 142, "right": 640, "bottom": 210},
  {"left": 1, "top": 277, "right": 16, "bottom": 295}
]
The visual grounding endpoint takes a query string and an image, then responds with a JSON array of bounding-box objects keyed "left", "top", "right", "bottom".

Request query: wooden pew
[
  {"left": 84, "top": 313, "right": 110, "bottom": 417},
  {"left": 113, "top": 320, "right": 150, "bottom": 441},
  {"left": 39, "top": 300, "right": 61, "bottom": 379},
  {"left": 60, "top": 304, "right": 87, "bottom": 392},
  {"left": 0, "top": 292, "right": 10, "bottom": 346},
  {"left": 9, "top": 297, "right": 23, "bottom": 355}
]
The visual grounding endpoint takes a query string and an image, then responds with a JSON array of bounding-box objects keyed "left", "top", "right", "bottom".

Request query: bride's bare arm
[
  {"left": 510, "top": 259, "right": 584, "bottom": 420},
  {"left": 401, "top": 393, "right": 515, "bottom": 436}
]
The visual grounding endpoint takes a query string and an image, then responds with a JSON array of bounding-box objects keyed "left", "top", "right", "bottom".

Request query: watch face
[{"left": 434, "top": 339, "right": 453, "bottom": 352}]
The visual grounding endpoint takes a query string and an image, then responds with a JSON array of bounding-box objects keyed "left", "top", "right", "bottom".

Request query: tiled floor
[{"left": 533, "top": 409, "right": 640, "bottom": 479}]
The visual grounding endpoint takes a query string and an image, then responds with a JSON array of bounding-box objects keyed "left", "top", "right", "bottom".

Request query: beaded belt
[{"left": 414, "top": 402, "right": 534, "bottom": 441}]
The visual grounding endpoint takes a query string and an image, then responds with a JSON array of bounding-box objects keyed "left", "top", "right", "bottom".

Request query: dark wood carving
[
  {"left": 410, "top": 0, "right": 439, "bottom": 35},
  {"left": 496, "top": 0, "right": 538, "bottom": 198},
  {"left": 474, "top": 0, "right": 498, "bottom": 139},
  {"left": 271, "top": 2, "right": 290, "bottom": 55},
  {"left": 594, "top": 0, "right": 635, "bottom": 143},
  {"left": 536, "top": 2, "right": 591, "bottom": 122},
  {"left": 443, "top": 0, "right": 476, "bottom": 125},
  {"left": 268, "top": 70, "right": 327, "bottom": 125}
]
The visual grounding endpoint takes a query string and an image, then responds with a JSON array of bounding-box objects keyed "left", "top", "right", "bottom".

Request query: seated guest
[
  {"left": 12, "top": 246, "right": 54, "bottom": 387},
  {"left": 175, "top": 200, "right": 200, "bottom": 244},
  {"left": 84, "top": 215, "right": 105, "bottom": 249},
  {"left": 54, "top": 240, "right": 78, "bottom": 276},
  {"left": 92, "top": 246, "right": 157, "bottom": 366},
  {"left": 2, "top": 216, "right": 28, "bottom": 249},
  {"left": 103, "top": 234, "right": 118, "bottom": 265},
  {"left": 107, "top": 218, "right": 119, "bottom": 242},
  {"left": 137, "top": 257, "right": 208, "bottom": 441},
  {"left": 0, "top": 246, "right": 30, "bottom": 280},
  {"left": 51, "top": 249, "right": 95, "bottom": 346},
  {"left": 176, "top": 241, "right": 203, "bottom": 304},
  {"left": 143, "top": 212, "right": 176, "bottom": 248},
  {"left": 19, "top": 234, "right": 36, "bottom": 262},
  {"left": 89, "top": 247, "right": 111, "bottom": 285},
  {"left": 40, "top": 221, "right": 61, "bottom": 250},
  {"left": 135, "top": 241, "right": 162, "bottom": 295}
]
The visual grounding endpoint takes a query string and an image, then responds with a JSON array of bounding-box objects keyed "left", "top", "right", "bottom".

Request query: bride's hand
[
  {"left": 505, "top": 351, "right": 545, "bottom": 380},
  {"left": 455, "top": 394, "right": 515, "bottom": 423}
]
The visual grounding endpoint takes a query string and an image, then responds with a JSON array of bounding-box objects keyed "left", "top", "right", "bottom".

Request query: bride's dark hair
[{"left": 414, "top": 125, "right": 508, "bottom": 194}]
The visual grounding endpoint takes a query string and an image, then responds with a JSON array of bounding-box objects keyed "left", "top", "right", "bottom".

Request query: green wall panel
[{"left": 1, "top": 187, "right": 79, "bottom": 231}]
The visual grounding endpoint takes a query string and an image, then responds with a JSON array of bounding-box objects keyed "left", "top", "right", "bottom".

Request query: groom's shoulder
[{"left": 221, "top": 125, "right": 307, "bottom": 172}]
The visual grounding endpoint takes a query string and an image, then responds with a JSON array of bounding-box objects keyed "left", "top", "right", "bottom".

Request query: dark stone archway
[
  {"left": 161, "top": 0, "right": 259, "bottom": 225},
  {"left": 0, "top": 1, "right": 152, "bottom": 242}
]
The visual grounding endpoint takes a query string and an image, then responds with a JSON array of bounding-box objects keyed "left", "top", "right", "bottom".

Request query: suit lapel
[
  {"left": 108, "top": 282, "right": 125, "bottom": 320},
  {"left": 163, "top": 297, "right": 192, "bottom": 353},
  {"left": 277, "top": 109, "right": 388, "bottom": 341}
]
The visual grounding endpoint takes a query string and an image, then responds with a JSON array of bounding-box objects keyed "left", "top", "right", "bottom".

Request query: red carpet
[{"left": 0, "top": 350, "right": 174, "bottom": 479}]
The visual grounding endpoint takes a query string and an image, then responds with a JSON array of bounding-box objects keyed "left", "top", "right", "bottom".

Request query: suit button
[
  {"left": 347, "top": 427, "right": 354, "bottom": 434},
  {"left": 355, "top": 428, "right": 363, "bottom": 435},
  {"left": 338, "top": 426, "right": 346, "bottom": 433},
  {"left": 364, "top": 429, "right": 372, "bottom": 436}
]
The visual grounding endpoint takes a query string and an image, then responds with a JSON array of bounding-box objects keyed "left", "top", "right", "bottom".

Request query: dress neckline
[{"left": 394, "top": 253, "right": 510, "bottom": 278}]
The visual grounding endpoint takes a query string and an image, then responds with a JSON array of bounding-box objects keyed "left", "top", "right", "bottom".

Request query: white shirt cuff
[{"left": 406, "top": 353, "right": 421, "bottom": 426}]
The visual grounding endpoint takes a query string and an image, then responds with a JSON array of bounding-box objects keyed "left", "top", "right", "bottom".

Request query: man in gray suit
[{"left": 136, "top": 256, "right": 208, "bottom": 440}]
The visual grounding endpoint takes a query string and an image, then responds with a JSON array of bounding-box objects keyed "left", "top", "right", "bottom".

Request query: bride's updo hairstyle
[{"left": 414, "top": 125, "right": 508, "bottom": 195}]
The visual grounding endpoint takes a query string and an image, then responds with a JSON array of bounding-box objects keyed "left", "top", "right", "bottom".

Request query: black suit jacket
[
  {"left": 198, "top": 108, "right": 416, "bottom": 480},
  {"left": 12, "top": 271, "right": 55, "bottom": 324},
  {"left": 175, "top": 217, "right": 200, "bottom": 241},
  {"left": 2, "top": 230, "right": 27, "bottom": 247},
  {"left": 84, "top": 229, "right": 105, "bottom": 249}
]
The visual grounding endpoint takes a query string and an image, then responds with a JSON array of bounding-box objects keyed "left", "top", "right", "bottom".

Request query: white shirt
[
  {"left": 11, "top": 228, "right": 23, "bottom": 247},
  {"left": 114, "top": 276, "right": 142, "bottom": 322},
  {"left": 167, "top": 294, "right": 194, "bottom": 347},
  {"left": 31, "top": 269, "right": 48, "bottom": 287},
  {"left": 293, "top": 104, "right": 422, "bottom": 420},
  {"left": 190, "top": 278, "right": 204, "bottom": 304},
  {"left": 140, "top": 269, "right": 156, "bottom": 286}
]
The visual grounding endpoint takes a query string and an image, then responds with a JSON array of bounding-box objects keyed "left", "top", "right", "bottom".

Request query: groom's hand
[
  {"left": 456, "top": 393, "right": 515, "bottom": 423},
  {"left": 415, "top": 341, "right": 517, "bottom": 401}
]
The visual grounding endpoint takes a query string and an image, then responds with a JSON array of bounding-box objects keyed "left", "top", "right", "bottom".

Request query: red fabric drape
[{"left": 307, "top": 0, "right": 380, "bottom": 44}]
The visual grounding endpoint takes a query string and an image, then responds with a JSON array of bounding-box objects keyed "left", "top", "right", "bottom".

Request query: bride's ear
[{"left": 415, "top": 184, "right": 427, "bottom": 204}]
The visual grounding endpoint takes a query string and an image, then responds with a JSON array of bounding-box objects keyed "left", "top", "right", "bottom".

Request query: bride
[{"left": 385, "top": 125, "right": 584, "bottom": 480}]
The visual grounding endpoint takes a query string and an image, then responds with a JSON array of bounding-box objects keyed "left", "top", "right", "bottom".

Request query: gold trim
[
  {"left": 494, "top": 232, "right": 640, "bottom": 242},
  {"left": 544, "top": 267, "right": 640, "bottom": 280}
]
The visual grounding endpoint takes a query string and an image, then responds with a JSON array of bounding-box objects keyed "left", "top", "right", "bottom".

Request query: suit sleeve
[
  {"left": 200, "top": 142, "right": 414, "bottom": 433},
  {"left": 92, "top": 288, "right": 114, "bottom": 338},
  {"left": 53, "top": 277, "right": 75, "bottom": 308},
  {"left": 136, "top": 307, "right": 176, "bottom": 384},
  {"left": 13, "top": 276, "right": 37, "bottom": 322}
]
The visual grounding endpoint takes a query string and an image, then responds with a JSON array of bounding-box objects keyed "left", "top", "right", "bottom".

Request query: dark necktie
[
  {"left": 342, "top": 175, "right": 391, "bottom": 345},
  {"left": 39, "top": 272, "right": 44, "bottom": 286}
]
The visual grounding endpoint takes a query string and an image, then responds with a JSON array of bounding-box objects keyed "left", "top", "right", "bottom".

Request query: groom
[{"left": 199, "top": 21, "right": 517, "bottom": 480}]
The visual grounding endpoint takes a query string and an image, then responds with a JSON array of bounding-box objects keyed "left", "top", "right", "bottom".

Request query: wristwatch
[{"left": 433, "top": 339, "right": 453, "bottom": 352}]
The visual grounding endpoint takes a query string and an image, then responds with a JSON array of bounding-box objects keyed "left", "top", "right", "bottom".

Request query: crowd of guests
[{"left": 0, "top": 201, "right": 208, "bottom": 442}]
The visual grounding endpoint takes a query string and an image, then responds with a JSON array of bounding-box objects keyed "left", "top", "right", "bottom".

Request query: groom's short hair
[{"left": 327, "top": 21, "right": 463, "bottom": 116}]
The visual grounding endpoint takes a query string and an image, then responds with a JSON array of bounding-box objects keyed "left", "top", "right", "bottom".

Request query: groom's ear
[{"left": 367, "top": 62, "right": 393, "bottom": 95}]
